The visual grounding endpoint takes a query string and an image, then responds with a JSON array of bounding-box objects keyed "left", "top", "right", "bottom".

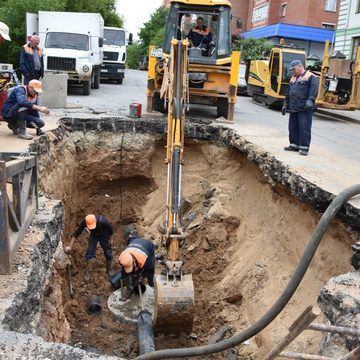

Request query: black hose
[{"left": 136, "top": 184, "right": 360, "bottom": 359}]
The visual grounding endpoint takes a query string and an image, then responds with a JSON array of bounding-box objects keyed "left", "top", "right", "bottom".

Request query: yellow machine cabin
[
  {"left": 146, "top": 0, "right": 240, "bottom": 120},
  {"left": 247, "top": 45, "right": 306, "bottom": 106}
]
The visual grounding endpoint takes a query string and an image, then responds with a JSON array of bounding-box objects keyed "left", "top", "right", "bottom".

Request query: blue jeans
[
  {"left": 288, "top": 111, "right": 312, "bottom": 151},
  {"left": 85, "top": 236, "right": 113, "bottom": 261},
  {"left": 4, "top": 104, "right": 44, "bottom": 129}
]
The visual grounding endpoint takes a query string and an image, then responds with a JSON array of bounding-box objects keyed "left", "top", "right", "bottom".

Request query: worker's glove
[
  {"left": 64, "top": 246, "right": 72, "bottom": 254},
  {"left": 281, "top": 105, "right": 287, "bottom": 116},
  {"left": 305, "top": 99, "right": 314, "bottom": 112}
]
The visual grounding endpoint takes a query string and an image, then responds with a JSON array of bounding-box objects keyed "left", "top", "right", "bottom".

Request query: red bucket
[{"left": 129, "top": 102, "right": 142, "bottom": 118}]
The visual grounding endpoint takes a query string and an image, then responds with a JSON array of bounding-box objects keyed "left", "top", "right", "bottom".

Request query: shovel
[{"left": 67, "top": 254, "right": 75, "bottom": 298}]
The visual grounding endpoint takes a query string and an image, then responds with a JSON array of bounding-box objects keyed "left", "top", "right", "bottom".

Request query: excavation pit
[{"left": 2, "top": 117, "right": 358, "bottom": 359}]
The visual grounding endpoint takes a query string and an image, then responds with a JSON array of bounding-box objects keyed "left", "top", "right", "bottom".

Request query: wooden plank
[
  {"left": 264, "top": 306, "right": 321, "bottom": 360},
  {"left": 308, "top": 323, "right": 360, "bottom": 337},
  {"left": 5, "top": 157, "right": 36, "bottom": 178},
  {"left": 6, "top": 193, "right": 20, "bottom": 232},
  {"left": 278, "top": 351, "right": 335, "bottom": 360},
  {"left": 20, "top": 168, "right": 33, "bottom": 224},
  {"left": 342, "top": 346, "right": 360, "bottom": 360},
  {"left": 0, "top": 161, "right": 10, "bottom": 274},
  {"left": 12, "top": 174, "right": 21, "bottom": 226}
]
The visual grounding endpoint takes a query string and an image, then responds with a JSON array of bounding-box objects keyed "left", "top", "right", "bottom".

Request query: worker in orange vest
[{"left": 20, "top": 35, "right": 44, "bottom": 85}]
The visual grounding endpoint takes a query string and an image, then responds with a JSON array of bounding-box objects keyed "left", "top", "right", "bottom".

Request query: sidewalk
[{"left": 316, "top": 108, "right": 360, "bottom": 124}]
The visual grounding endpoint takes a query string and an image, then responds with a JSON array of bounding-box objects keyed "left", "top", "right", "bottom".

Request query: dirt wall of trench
[{"left": 36, "top": 129, "right": 357, "bottom": 358}]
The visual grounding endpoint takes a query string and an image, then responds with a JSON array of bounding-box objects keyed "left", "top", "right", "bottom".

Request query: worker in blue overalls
[{"left": 282, "top": 59, "right": 318, "bottom": 156}]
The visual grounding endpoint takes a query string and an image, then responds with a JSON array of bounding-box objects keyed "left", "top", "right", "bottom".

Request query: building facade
[
  {"left": 334, "top": 0, "right": 360, "bottom": 59},
  {"left": 231, "top": 0, "right": 339, "bottom": 34}
]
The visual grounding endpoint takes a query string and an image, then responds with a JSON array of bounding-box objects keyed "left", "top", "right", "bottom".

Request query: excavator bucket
[{"left": 153, "top": 273, "right": 195, "bottom": 334}]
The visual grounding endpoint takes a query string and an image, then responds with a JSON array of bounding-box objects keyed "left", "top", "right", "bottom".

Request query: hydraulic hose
[{"left": 136, "top": 184, "right": 360, "bottom": 359}]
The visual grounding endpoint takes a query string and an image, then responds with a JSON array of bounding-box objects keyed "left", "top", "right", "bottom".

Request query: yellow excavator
[
  {"left": 316, "top": 40, "right": 360, "bottom": 111},
  {"left": 146, "top": 0, "right": 240, "bottom": 121},
  {"left": 247, "top": 40, "right": 360, "bottom": 110}
]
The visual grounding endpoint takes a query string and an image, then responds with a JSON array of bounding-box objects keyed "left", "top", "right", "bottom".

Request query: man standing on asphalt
[
  {"left": 65, "top": 214, "right": 114, "bottom": 282},
  {"left": 0, "top": 22, "right": 11, "bottom": 43},
  {"left": 20, "top": 35, "right": 44, "bottom": 85},
  {"left": 282, "top": 59, "right": 318, "bottom": 156},
  {"left": 2, "top": 79, "right": 48, "bottom": 140}
]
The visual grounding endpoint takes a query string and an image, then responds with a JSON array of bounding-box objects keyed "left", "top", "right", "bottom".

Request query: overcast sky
[{"left": 116, "top": 0, "right": 164, "bottom": 39}]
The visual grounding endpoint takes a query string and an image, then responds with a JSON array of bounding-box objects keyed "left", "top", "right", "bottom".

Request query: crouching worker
[
  {"left": 111, "top": 225, "right": 155, "bottom": 293},
  {"left": 65, "top": 214, "right": 114, "bottom": 282},
  {"left": 2, "top": 79, "right": 48, "bottom": 140}
]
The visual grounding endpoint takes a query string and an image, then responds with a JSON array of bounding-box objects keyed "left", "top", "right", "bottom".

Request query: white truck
[
  {"left": 101, "top": 27, "right": 130, "bottom": 84},
  {"left": 26, "top": 11, "right": 104, "bottom": 95}
]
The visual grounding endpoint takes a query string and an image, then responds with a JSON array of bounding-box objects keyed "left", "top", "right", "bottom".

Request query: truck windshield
[
  {"left": 46, "top": 32, "right": 89, "bottom": 51},
  {"left": 282, "top": 52, "right": 306, "bottom": 81},
  {"left": 104, "top": 29, "right": 125, "bottom": 46}
]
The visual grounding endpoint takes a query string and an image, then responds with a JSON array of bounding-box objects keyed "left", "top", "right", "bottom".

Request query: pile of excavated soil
[{"left": 38, "top": 131, "right": 355, "bottom": 358}]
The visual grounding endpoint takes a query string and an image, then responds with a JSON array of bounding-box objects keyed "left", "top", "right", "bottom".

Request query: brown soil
[{"left": 38, "top": 131, "right": 356, "bottom": 359}]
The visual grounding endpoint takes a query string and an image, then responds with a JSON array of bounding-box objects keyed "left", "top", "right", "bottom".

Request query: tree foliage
[
  {"left": 0, "top": 0, "right": 123, "bottom": 65},
  {"left": 138, "top": 6, "right": 168, "bottom": 53},
  {"left": 233, "top": 37, "right": 273, "bottom": 62},
  {"left": 126, "top": 5, "right": 167, "bottom": 70}
]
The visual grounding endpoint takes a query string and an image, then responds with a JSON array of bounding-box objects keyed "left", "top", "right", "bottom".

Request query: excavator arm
[{"left": 153, "top": 39, "right": 195, "bottom": 335}]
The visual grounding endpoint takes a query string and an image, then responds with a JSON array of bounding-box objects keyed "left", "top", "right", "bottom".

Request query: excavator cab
[{"left": 147, "top": 0, "right": 240, "bottom": 120}]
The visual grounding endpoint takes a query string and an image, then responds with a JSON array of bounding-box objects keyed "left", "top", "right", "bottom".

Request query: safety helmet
[
  {"left": 118, "top": 252, "right": 133, "bottom": 273},
  {"left": 85, "top": 214, "right": 97, "bottom": 230}
]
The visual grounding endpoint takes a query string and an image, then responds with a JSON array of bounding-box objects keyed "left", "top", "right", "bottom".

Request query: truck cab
[{"left": 101, "top": 27, "right": 127, "bottom": 84}]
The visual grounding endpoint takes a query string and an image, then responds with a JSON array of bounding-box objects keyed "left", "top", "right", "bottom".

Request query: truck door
[{"left": 270, "top": 50, "right": 280, "bottom": 93}]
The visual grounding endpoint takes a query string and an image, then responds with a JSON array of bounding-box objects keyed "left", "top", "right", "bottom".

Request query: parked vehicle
[
  {"left": 101, "top": 27, "right": 130, "bottom": 84},
  {"left": 27, "top": 11, "right": 104, "bottom": 95},
  {"left": 237, "top": 63, "right": 247, "bottom": 95},
  {"left": 138, "top": 55, "right": 149, "bottom": 71}
]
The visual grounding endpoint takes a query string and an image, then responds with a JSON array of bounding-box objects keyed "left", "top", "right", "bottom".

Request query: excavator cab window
[{"left": 270, "top": 52, "right": 280, "bottom": 93}]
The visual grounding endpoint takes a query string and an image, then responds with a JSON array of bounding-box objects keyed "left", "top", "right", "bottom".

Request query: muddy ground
[{"left": 37, "top": 130, "right": 356, "bottom": 359}]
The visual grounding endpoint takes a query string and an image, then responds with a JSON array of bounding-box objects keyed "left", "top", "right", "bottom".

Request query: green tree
[
  {"left": 233, "top": 37, "right": 273, "bottom": 62},
  {"left": 138, "top": 6, "right": 168, "bottom": 53},
  {"left": 0, "top": 0, "right": 123, "bottom": 65},
  {"left": 126, "top": 43, "right": 143, "bottom": 69},
  {"left": 65, "top": 0, "right": 123, "bottom": 27}
]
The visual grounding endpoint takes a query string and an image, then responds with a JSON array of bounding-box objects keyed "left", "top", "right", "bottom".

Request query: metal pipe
[
  {"left": 86, "top": 295, "right": 102, "bottom": 315},
  {"left": 136, "top": 184, "right": 360, "bottom": 359},
  {"left": 165, "top": 163, "right": 171, "bottom": 228},
  {"left": 138, "top": 310, "right": 155, "bottom": 355}
]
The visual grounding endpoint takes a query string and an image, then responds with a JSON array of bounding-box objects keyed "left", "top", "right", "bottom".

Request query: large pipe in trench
[{"left": 138, "top": 310, "right": 155, "bottom": 355}]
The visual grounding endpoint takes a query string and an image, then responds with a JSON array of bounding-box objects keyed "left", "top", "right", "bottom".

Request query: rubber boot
[
  {"left": 17, "top": 122, "right": 33, "bottom": 140},
  {"left": 36, "top": 128, "right": 46, "bottom": 136},
  {"left": 7, "top": 121, "right": 19, "bottom": 135},
  {"left": 84, "top": 258, "right": 94, "bottom": 283},
  {"left": 106, "top": 259, "right": 113, "bottom": 278}
]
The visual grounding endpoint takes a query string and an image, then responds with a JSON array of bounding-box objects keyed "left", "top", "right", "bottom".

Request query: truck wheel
[
  {"left": 91, "top": 71, "right": 95, "bottom": 89},
  {"left": 82, "top": 81, "right": 91, "bottom": 95},
  {"left": 94, "top": 69, "right": 100, "bottom": 89},
  {"left": 116, "top": 79, "right": 123, "bottom": 85},
  {"left": 217, "top": 98, "right": 228, "bottom": 118},
  {"left": 153, "top": 93, "right": 165, "bottom": 113}
]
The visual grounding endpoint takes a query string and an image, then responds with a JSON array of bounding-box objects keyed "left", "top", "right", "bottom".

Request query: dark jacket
[
  {"left": 126, "top": 236, "right": 155, "bottom": 286},
  {"left": 19, "top": 43, "right": 44, "bottom": 78},
  {"left": 73, "top": 215, "right": 113, "bottom": 241},
  {"left": 2, "top": 85, "right": 38, "bottom": 118},
  {"left": 285, "top": 71, "right": 318, "bottom": 113},
  {"left": 188, "top": 26, "right": 212, "bottom": 47}
]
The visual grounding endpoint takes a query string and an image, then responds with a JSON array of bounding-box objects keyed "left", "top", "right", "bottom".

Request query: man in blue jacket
[
  {"left": 20, "top": 35, "right": 44, "bottom": 85},
  {"left": 282, "top": 60, "right": 318, "bottom": 156},
  {"left": 2, "top": 80, "right": 48, "bottom": 140}
]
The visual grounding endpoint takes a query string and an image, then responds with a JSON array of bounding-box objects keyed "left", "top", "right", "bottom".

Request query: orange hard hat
[
  {"left": 119, "top": 252, "right": 133, "bottom": 273},
  {"left": 85, "top": 214, "right": 97, "bottom": 230},
  {"left": 28, "top": 79, "right": 43, "bottom": 93}
]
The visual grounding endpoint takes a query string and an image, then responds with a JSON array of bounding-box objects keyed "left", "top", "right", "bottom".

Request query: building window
[
  {"left": 252, "top": 3, "right": 269, "bottom": 23},
  {"left": 325, "top": 0, "right": 337, "bottom": 12},
  {"left": 352, "top": 37, "right": 360, "bottom": 60},
  {"left": 280, "top": 3, "right": 287, "bottom": 17},
  {"left": 322, "top": 22, "right": 335, "bottom": 29}
]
